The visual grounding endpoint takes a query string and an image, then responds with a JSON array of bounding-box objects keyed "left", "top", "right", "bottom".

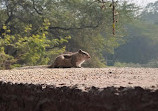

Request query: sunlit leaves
[
  {"left": 0, "top": 20, "right": 71, "bottom": 68},
  {"left": 24, "top": 24, "right": 32, "bottom": 32}
]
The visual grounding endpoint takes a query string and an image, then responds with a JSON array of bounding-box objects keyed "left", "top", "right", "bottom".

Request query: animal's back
[
  {"left": 48, "top": 49, "right": 90, "bottom": 68},
  {"left": 53, "top": 54, "right": 73, "bottom": 68}
]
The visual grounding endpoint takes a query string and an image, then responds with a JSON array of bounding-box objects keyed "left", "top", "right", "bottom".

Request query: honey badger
[{"left": 48, "top": 49, "right": 91, "bottom": 68}]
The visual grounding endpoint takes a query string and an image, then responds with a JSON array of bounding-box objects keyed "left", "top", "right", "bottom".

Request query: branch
[
  {"left": 5, "top": 0, "right": 15, "bottom": 25},
  {"left": 96, "top": 0, "right": 107, "bottom": 3},
  {"left": 5, "top": 14, "right": 14, "bottom": 25},
  {"left": 32, "top": 0, "right": 43, "bottom": 15},
  {"left": 49, "top": 24, "right": 100, "bottom": 31}
]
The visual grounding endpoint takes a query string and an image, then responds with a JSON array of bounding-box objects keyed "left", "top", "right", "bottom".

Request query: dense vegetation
[
  {"left": 3, "top": 0, "right": 158, "bottom": 69},
  {"left": 114, "top": 1, "right": 158, "bottom": 67},
  {"left": 0, "top": 0, "right": 137, "bottom": 69}
]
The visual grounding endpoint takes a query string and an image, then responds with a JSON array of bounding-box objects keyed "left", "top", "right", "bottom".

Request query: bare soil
[
  {"left": 0, "top": 67, "right": 158, "bottom": 90},
  {"left": 1, "top": 67, "right": 158, "bottom": 111}
]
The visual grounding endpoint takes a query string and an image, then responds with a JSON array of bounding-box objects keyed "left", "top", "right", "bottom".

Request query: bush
[
  {"left": 143, "top": 59, "right": 158, "bottom": 68},
  {"left": 0, "top": 48, "right": 15, "bottom": 69},
  {"left": 0, "top": 20, "right": 71, "bottom": 69},
  {"left": 114, "top": 62, "right": 142, "bottom": 67}
]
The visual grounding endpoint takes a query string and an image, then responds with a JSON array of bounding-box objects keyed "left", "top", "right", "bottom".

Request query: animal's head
[{"left": 78, "top": 49, "right": 91, "bottom": 60}]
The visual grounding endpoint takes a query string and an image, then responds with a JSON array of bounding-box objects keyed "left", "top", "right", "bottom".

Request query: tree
[
  {"left": 140, "top": 1, "right": 158, "bottom": 24},
  {"left": 114, "top": 1, "right": 158, "bottom": 65},
  {"left": 0, "top": 19, "right": 70, "bottom": 69},
  {"left": 0, "top": 0, "right": 137, "bottom": 68}
]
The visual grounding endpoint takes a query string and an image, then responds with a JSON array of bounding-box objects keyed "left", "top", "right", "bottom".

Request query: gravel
[{"left": 0, "top": 67, "right": 158, "bottom": 90}]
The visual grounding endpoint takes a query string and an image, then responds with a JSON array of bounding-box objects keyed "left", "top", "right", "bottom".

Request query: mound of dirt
[
  {"left": 0, "top": 67, "right": 158, "bottom": 111},
  {"left": 0, "top": 67, "right": 158, "bottom": 89}
]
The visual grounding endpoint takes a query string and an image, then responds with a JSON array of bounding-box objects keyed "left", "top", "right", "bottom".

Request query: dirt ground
[{"left": 0, "top": 67, "right": 158, "bottom": 90}]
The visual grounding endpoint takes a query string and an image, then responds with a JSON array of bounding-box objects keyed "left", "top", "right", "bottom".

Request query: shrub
[
  {"left": 114, "top": 62, "right": 142, "bottom": 67},
  {"left": 0, "top": 20, "right": 71, "bottom": 69}
]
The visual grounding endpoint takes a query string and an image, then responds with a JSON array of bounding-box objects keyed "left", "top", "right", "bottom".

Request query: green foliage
[
  {"left": 140, "top": 1, "right": 158, "bottom": 24},
  {"left": 114, "top": 62, "right": 141, "bottom": 68},
  {"left": 144, "top": 59, "right": 158, "bottom": 68},
  {"left": 114, "top": 60, "right": 158, "bottom": 68},
  {"left": 115, "top": 21, "right": 158, "bottom": 64},
  {"left": 0, "top": 0, "right": 137, "bottom": 68},
  {"left": 0, "top": 20, "right": 70, "bottom": 69},
  {"left": 114, "top": 1, "right": 158, "bottom": 66},
  {"left": 0, "top": 47, "right": 15, "bottom": 69}
]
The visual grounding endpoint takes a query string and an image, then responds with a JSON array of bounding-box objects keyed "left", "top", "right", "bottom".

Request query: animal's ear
[{"left": 78, "top": 49, "right": 82, "bottom": 53}]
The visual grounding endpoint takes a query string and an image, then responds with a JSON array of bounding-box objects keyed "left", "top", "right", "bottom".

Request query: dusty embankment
[
  {"left": 1, "top": 67, "right": 158, "bottom": 89},
  {"left": 0, "top": 67, "right": 158, "bottom": 111}
]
